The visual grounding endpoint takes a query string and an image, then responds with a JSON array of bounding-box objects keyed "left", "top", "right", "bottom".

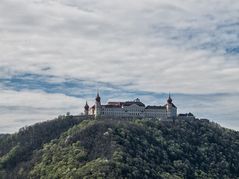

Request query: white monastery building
[{"left": 84, "top": 92, "right": 177, "bottom": 120}]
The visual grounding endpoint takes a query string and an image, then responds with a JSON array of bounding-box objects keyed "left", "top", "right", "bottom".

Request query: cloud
[
  {"left": 0, "top": 89, "right": 86, "bottom": 133},
  {"left": 0, "top": 0, "right": 239, "bottom": 132}
]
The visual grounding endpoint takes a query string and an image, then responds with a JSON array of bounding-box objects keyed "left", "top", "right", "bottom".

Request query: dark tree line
[{"left": 0, "top": 117, "right": 239, "bottom": 178}]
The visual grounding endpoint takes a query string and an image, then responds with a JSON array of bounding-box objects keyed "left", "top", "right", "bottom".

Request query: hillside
[{"left": 0, "top": 117, "right": 239, "bottom": 179}]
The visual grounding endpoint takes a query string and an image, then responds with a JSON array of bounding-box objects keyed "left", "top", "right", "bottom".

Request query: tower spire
[
  {"left": 95, "top": 89, "right": 101, "bottom": 102},
  {"left": 84, "top": 101, "right": 89, "bottom": 109},
  {"left": 95, "top": 89, "right": 101, "bottom": 118},
  {"left": 84, "top": 101, "right": 89, "bottom": 115},
  {"left": 167, "top": 92, "right": 172, "bottom": 104}
]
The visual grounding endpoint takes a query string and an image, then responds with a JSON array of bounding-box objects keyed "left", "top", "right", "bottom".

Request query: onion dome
[
  {"left": 95, "top": 92, "right": 101, "bottom": 102},
  {"left": 84, "top": 101, "right": 89, "bottom": 110},
  {"left": 167, "top": 94, "right": 172, "bottom": 104}
]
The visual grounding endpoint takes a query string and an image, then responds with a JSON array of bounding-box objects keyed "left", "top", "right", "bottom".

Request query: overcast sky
[{"left": 0, "top": 0, "right": 239, "bottom": 133}]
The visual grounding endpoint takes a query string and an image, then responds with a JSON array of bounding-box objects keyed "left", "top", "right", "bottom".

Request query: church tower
[
  {"left": 84, "top": 101, "right": 89, "bottom": 115},
  {"left": 166, "top": 93, "right": 177, "bottom": 118},
  {"left": 95, "top": 91, "right": 101, "bottom": 118}
]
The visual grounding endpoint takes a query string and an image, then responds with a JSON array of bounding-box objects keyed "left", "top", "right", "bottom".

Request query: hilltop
[{"left": 0, "top": 116, "right": 239, "bottom": 178}]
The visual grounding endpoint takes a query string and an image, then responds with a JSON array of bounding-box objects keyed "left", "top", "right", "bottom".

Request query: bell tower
[
  {"left": 95, "top": 90, "right": 101, "bottom": 118},
  {"left": 84, "top": 101, "right": 89, "bottom": 115},
  {"left": 166, "top": 93, "right": 177, "bottom": 118}
]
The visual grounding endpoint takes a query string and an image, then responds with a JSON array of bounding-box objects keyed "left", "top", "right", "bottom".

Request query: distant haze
[{"left": 0, "top": 0, "right": 239, "bottom": 133}]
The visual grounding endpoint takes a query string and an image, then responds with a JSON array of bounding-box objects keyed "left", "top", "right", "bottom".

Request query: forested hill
[{"left": 0, "top": 116, "right": 239, "bottom": 179}]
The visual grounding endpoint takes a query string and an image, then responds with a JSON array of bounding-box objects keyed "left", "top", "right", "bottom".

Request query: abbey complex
[{"left": 83, "top": 92, "right": 179, "bottom": 120}]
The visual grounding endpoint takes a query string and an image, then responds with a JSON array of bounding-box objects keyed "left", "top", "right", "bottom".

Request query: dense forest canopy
[{"left": 0, "top": 116, "right": 239, "bottom": 179}]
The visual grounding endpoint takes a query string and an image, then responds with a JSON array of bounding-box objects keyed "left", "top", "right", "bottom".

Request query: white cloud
[
  {"left": 0, "top": 89, "right": 86, "bottom": 133},
  {"left": 0, "top": 0, "right": 238, "bottom": 93},
  {"left": 0, "top": 0, "right": 239, "bottom": 132}
]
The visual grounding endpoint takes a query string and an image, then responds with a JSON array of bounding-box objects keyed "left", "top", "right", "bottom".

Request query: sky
[{"left": 0, "top": 0, "right": 239, "bottom": 133}]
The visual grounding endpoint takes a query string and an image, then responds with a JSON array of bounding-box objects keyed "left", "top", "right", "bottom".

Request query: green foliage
[
  {"left": 0, "top": 115, "right": 86, "bottom": 177},
  {"left": 0, "top": 117, "right": 239, "bottom": 178}
]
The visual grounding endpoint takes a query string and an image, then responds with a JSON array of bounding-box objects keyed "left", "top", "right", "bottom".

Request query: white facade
[{"left": 85, "top": 93, "right": 177, "bottom": 120}]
